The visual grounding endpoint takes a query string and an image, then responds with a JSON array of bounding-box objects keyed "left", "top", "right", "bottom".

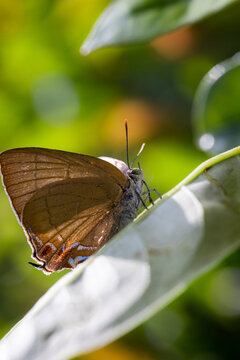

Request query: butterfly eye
[{"left": 131, "top": 169, "right": 142, "bottom": 176}]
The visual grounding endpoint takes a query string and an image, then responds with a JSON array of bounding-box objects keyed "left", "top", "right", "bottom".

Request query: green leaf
[
  {"left": 192, "top": 52, "right": 240, "bottom": 154},
  {"left": 1, "top": 147, "right": 240, "bottom": 360},
  {"left": 81, "top": 0, "right": 239, "bottom": 54}
]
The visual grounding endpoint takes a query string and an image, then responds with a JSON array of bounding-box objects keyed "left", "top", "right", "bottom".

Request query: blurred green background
[{"left": 0, "top": 1, "right": 239, "bottom": 359}]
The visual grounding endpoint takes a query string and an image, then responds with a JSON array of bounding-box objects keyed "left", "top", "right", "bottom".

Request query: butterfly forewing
[
  {"left": 0, "top": 148, "right": 127, "bottom": 219},
  {"left": 0, "top": 148, "right": 128, "bottom": 273}
]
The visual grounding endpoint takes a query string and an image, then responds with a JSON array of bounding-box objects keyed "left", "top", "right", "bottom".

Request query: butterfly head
[{"left": 127, "top": 167, "right": 144, "bottom": 187}]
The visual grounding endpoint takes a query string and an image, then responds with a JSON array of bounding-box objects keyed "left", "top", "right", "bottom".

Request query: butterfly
[{"left": 0, "top": 121, "right": 160, "bottom": 274}]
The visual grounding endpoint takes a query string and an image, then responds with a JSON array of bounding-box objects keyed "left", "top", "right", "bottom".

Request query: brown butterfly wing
[{"left": 0, "top": 148, "right": 127, "bottom": 273}]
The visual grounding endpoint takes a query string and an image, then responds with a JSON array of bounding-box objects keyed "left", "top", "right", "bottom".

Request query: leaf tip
[{"left": 80, "top": 43, "right": 90, "bottom": 56}]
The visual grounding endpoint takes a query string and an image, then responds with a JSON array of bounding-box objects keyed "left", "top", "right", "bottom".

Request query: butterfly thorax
[
  {"left": 99, "top": 157, "right": 144, "bottom": 229},
  {"left": 115, "top": 167, "right": 144, "bottom": 230}
]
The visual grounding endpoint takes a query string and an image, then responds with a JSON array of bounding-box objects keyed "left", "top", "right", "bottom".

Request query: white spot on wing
[
  {"left": 57, "top": 234, "right": 64, "bottom": 242},
  {"left": 98, "top": 235, "right": 103, "bottom": 244}
]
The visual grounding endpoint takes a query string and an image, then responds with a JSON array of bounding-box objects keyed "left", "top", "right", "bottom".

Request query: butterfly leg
[
  {"left": 142, "top": 180, "right": 162, "bottom": 206},
  {"left": 147, "top": 188, "right": 162, "bottom": 199},
  {"left": 137, "top": 191, "right": 149, "bottom": 210},
  {"left": 142, "top": 180, "right": 154, "bottom": 205}
]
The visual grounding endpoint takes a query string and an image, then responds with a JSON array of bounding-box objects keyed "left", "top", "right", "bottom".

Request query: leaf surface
[{"left": 81, "top": 0, "right": 239, "bottom": 54}]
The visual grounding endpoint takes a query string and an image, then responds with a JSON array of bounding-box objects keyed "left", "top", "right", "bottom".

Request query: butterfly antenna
[
  {"left": 130, "top": 142, "right": 145, "bottom": 168},
  {"left": 125, "top": 119, "right": 130, "bottom": 168}
]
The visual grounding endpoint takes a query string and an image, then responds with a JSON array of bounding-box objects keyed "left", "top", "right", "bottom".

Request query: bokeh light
[{"left": 32, "top": 73, "right": 80, "bottom": 126}]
